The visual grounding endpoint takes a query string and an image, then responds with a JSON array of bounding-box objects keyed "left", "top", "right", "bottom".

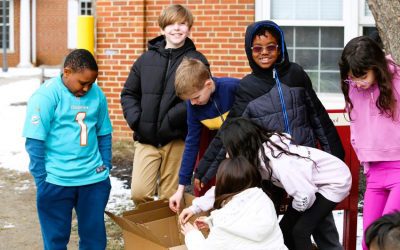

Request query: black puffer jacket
[
  {"left": 195, "top": 20, "right": 344, "bottom": 184},
  {"left": 121, "top": 36, "right": 209, "bottom": 146}
]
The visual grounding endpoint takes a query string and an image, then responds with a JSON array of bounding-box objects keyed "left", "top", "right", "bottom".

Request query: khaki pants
[{"left": 131, "top": 139, "right": 184, "bottom": 204}]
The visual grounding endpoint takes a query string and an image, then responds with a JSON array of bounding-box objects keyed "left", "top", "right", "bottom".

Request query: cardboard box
[{"left": 106, "top": 194, "right": 207, "bottom": 250}]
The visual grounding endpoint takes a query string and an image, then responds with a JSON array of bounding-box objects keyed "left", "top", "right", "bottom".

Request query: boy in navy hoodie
[
  {"left": 194, "top": 20, "right": 345, "bottom": 250},
  {"left": 169, "top": 57, "right": 238, "bottom": 213}
]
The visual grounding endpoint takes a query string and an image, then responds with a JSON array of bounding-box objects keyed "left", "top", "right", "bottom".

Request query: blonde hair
[
  {"left": 158, "top": 4, "right": 193, "bottom": 30},
  {"left": 175, "top": 57, "right": 211, "bottom": 99}
]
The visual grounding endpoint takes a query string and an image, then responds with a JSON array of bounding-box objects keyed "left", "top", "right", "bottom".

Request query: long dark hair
[
  {"left": 338, "top": 36, "right": 397, "bottom": 119},
  {"left": 214, "top": 156, "right": 261, "bottom": 209},
  {"left": 220, "top": 118, "right": 311, "bottom": 184}
]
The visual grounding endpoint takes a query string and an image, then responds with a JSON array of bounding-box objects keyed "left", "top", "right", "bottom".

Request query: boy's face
[
  {"left": 162, "top": 22, "right": 190, "bottom": 49},
  {"left": 62, "top": 68, "right": 98, "bottom": 97},
  {"left": 251, "top": 31, "right": 280, "bottom": 70},
  {"left": 187, "top": 79, "right": 214, "bottom": 105}
]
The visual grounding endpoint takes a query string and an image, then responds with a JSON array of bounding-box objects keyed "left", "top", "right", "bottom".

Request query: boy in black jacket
[
  {"left": 120, "top": 4, "right": 208, "bottom": 205},
  {"left": 194, "top": 20, "right": 345, "bottom": 250}
]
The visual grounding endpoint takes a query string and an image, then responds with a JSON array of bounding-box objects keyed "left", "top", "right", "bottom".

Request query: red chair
[{"left": 330, "top": 109, "right": 360, "bottom": 250}]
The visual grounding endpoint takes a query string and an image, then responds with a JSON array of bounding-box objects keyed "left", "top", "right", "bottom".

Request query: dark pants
[
  {"left": 313, "top": 212, "right": 343, "bottom": 250},
  {"left": 279, "top": 193, "right": 339, "bottom": 250},
  {"left": 36, "top": 178, "right": 111, "bottom": 250}
]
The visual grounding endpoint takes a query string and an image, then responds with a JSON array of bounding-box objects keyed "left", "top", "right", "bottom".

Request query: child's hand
[
  {"left": 194, "top": 178, "right": 204, "bottom": 191},
  {"left": 169, "top": 190, "right": 184, "bottom": 213},
  {"left": 179, "top": 208, "right": 194, "bottom": 224},
  {"left": 180, "top": 222, "right": 198, "bottom": 236},
  {"left": 194, "top": 216, "right": 210, "bottom": 230}
]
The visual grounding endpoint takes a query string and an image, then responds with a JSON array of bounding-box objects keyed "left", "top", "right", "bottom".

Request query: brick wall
[
  {"left": 36, "top": 0, "right": 69, "bottom": 66},
  {"left": 1, "top": 1, "right": 69, "bottom": 67},
  {"left": 96, "top": 0, "right": 255, "bottom": 141},
  {"left": 1, "top": 0, "right": 20, "bottom": 67}
]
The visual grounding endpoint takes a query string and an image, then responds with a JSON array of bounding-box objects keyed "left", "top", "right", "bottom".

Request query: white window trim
[
  {"left": 359, "top": 0, "right": 375, "bottom": 35},
  {"left": 67, "top": 0, "right": 78, "bottom": 49},
  {"left": 1, "top": 0, "right": 15, "bottom": 52},
  {"left": 359, "top": 0, "right": 375, "bottom": 25}
]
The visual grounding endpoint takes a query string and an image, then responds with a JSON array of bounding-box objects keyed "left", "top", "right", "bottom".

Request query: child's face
[
  {"left": 187, "top": 79, "right": 214, "bottom": 105},
  {"left": 346, "top": 69, "right": 376, "bottom": 90},
  {"left": 162, "top": 22, "right": 190, "bottom": 49},
  {"left": 251, "top": 31, "right": 280, "bottom": 70},
  {"left": 62, "top": 68, "right": 98, "bottom": 97}
]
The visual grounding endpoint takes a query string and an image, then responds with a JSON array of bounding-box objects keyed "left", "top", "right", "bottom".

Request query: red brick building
[
  {"left": 96, "top": 0, "right": 377, "bottom": 141},
  {"left": 1, "top": 0, "right": 377, "bottom": 141},
  {"left": 0, "top": 0, "right": 91, "bottom": 67},
  {"left": 96, "top": 0, "right": 255, "bottom": 140}
]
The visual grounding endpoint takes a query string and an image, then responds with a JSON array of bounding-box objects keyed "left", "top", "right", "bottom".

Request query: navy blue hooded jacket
[{"left": 195, "top": 20, "right": 344, "bottom": 184}]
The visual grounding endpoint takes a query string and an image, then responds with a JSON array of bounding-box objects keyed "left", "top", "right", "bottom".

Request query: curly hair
[{"left": 63, "top": 49, "right": 98, "bottom": 73}]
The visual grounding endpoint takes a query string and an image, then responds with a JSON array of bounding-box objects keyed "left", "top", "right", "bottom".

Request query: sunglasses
[
  {"left": 343, "top": 78, "right": 370, "bottom": 88},
  {"left": 251, "top": 44, "right": 279, "bottom": 54}
]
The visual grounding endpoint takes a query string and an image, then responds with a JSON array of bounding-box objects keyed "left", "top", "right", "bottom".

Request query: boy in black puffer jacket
[
  {"left": 194, "top": 20, "right": 345, "bottom": 250},
  {"left": 121, "top": 4, "right": 208, "bottom": 205}
]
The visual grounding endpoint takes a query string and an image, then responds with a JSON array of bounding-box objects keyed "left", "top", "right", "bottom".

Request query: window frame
[
  {"left": 79, "top": 0, "right": 93, "bottom": 16},
  {"left": 0, "top": 0, "right": 15, "bottom": 52}
]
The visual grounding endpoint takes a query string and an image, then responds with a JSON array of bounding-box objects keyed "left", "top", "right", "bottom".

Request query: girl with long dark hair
[
  {"left": 181, "top": 156, "right": 287, "bottom": 250},
  {"left": 338, "top": 36, "right": 400, "bottom": 250}
]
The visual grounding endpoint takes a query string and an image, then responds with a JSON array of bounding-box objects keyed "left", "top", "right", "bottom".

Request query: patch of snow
[
  {"left": 3, "top": 223, "right": 15, "bottom": 229},
  {"left": 14, "top": 183, "right": 30, "bottom": 191},
  {"left": 0, "top": 79, "right": 38, "bottom": 172},
  {"left": 43, "top": 68, "right": 61, "bottom": 78},
  {"left": 106, "top": 176, "right": 135, "bottom": 214},
  {"left": 0, "top": 67, "right": 41, "bottom": 78}
]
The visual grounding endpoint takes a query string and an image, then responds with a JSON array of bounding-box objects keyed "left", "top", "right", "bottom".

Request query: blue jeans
[{"left": 36, "top": 178, "right": 111, "bottom": 250}]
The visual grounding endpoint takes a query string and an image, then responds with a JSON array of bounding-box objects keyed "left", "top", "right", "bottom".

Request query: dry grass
[
  {"left": 107, "top": 139, "right": 135, "bottom": 249},
  {"left": 106, "top": 218, "right": 124, "bottom": 250}
]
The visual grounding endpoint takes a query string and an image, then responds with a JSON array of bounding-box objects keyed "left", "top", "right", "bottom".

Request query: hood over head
[{"left": 245, "top": 20, "right": 290, "bottom": 77}]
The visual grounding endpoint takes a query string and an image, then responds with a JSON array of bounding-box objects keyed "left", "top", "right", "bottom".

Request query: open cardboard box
[{"left": 106, "top": 193, "right": 208, "bottom": 250}]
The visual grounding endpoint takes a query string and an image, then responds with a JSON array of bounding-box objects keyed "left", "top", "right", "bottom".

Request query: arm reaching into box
[{"left": 179, "top": 186, "right": 216, "bottom": 224}]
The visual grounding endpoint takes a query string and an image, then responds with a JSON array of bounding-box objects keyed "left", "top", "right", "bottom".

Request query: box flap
[
  {"left": 143, "top": 215, "right": 182, "bottom": 246},
  {"left": 124, "top": 199, "right": 169, "bottom": 216},
  {"left": 105, "top": 211, "right": 166, "bottom": 246},
  {"left": 125, "top": 205, "right": 175, "bottom": 224}
]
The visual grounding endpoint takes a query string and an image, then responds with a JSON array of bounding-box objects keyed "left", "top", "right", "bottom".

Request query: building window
[
  {"left": 255, "top": 0, "right": 377, "bottom": 108},
  {"left": 0, "top": 0, "right": 11, "bottom": 50},
  {"left": 269, "top": 0, "right": 345, "bottom": 94},
  {"left": 271, "top": 0, "right": 343, "bottom": 20},
  {"left": 282, "top": 26, "right": 344, "bottom": 93},
  {"left": 79, "top": 0, "right": 92, "bottom": 15}
]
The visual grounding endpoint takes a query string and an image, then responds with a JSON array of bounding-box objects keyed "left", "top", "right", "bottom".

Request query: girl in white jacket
[
  {"left": 181, "top": 117, "right": 352, "bottom": 250},
  {"left": 180, "top": 156, "right": 287, "bottom": 250}
]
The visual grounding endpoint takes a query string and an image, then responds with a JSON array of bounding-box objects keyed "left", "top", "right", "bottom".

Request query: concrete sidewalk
[{"left": 0, "top": 67, "right": 61, "bottom": 85}]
